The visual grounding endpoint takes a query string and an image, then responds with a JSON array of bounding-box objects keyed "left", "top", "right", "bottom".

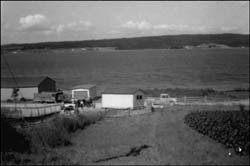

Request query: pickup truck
[{"left": 149, "top": 93, "right": 177, "bottom": 108}]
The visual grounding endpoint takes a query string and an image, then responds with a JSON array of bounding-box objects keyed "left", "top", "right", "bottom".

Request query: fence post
[
  {"left": 204, "top": 96, "right": 207, "bottom": 103},
  {"left": 20, "top": 109, "right": 23, "bottom": 119},
  {"left": 184, "top": 96, "right": 186, "bottom": 103}
]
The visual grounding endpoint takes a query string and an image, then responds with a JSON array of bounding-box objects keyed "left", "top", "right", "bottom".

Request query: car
[
  {"left": 62, "top": 103, "right": 76, "bottom": 112},
  {"left": 159, "top": 93, "right": 177, "bottom": 106},
  {"left": 152, "top": 103, "right": 164, "bottom": 108}
]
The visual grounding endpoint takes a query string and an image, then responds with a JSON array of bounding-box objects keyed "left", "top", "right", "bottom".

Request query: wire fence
[
  {"left": 176, "top": 96, "right": 245, "bottom": 104},
  {"left": 145, "top": 96, "right": 248, "bottom": 106}
]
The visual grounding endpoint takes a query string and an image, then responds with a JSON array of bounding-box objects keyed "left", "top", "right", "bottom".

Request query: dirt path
[{"left": 54, "top": 105, "right": 249, "bottom": 165}]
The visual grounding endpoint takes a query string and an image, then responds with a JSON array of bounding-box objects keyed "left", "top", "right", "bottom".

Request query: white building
[
  {"left": 1, "top": 76, "right": 56, "bottom": 101},
  {"left": 71, "top": 84, "right": 97, "bottom": 101},
  {"left": 102, "top": 88, "right": 145, "bottom": 109}
]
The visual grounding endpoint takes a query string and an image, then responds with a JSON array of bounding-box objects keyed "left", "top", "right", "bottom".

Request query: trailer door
[{"left": 74, "top": 90, "right": 88, "bottom": 100}]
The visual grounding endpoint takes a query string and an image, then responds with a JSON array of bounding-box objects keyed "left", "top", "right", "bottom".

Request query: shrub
[
  {"left": 6, "top": 99, "right": 13, "bottom": 103},
  {"left": 8, "top": 111, "right": 104, "bottom": 154},
  {"left": 239, "top": 104, "right": 245, "bottom": 111},
  {"left": 184, "top": 110, "right": 249, "bottom": 155},
  {"left": 25, "top": 112, "right": 104, "bottom": 150},
  {"left": 1, "top": 117, "right": 31, "bottom": 153},
  {"left": 20, "top": 97, "right": 27, "bottom": 102},
  {"left": 24, "top": 122, "right": 71, "bottom": 151}
]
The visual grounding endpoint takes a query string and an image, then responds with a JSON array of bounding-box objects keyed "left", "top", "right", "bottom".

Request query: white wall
[
  {"left": 72, "top": 89, "right": 89, "bottom": 101},
  {"left": 102, "top": 94, "right": 134, "bottom": 109},
  {"left": 1, "top": 87, "right": 38, "bottom": 101}
]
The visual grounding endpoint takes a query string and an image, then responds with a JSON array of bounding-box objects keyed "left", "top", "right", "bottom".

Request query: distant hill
[{"left": 1, "top": 33, "right": 249, "bottom": 52}]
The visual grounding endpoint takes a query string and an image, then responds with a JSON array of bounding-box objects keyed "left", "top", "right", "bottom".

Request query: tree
[{"left": 11, "top": 88, "right": 19, "bottom": 102}]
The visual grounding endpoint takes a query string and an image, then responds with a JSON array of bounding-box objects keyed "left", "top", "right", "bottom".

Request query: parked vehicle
[
  {"left": 33, "top": 91, "right": 71, "bottom": 103},
  {"left": 159, "top": 93, "right": 177, "bottom": 105},
  {"left": 151, "top": 93, "right": 177, "bottom": 107},
  {"left": 63, "top": 103, "right": 76, "bottom": 110},
  {"left": 151, "top": 103, "right": 164, "bottom": 108},
  {"left": 61, "top": 103, "right": 76, "bottom": 114}
]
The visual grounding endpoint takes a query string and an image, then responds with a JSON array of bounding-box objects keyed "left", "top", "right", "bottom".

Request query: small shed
[
  {"left": 102, "top": 88, "right": 145, "bottom": 109},
  {"left": 1, "top": 76, "right": 56, "bottom": 101},
  {"left": 71, "top": 84, "right": 97, "bottom": 101}
]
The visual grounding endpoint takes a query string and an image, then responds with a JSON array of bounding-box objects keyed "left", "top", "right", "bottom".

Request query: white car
[
  {"left": 159, "top": 93, "right": 177, "bottom": 105},
  {"left": 152, "top": 103, "right": 164, "bottom": 108},
  {"left": 63, "top": 103, "right": 76, "bottom": 112}
]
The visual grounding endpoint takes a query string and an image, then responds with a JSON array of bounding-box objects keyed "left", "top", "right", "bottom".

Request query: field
[
  {"left": 1, "top": 111, "right": 106, "bottom": 165},
  {"left": 48, "top": 105, "right": 249, "bottom": 165},
  {"left": 1, "top": 104, "right": 249, "bottom": 165}
]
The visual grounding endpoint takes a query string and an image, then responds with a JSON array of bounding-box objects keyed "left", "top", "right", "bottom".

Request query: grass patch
[
  {"left": 1, "top": 111, "right": 105, "bottom": 164},
  {"left": 184, "top": 110, "right": 250, "bottom": 156},
  {"left": 1, "top": 116, "right": 31, "bottom": 153},
  {"left": 23, "top": 112, "right": 105, "bottom": 151}
]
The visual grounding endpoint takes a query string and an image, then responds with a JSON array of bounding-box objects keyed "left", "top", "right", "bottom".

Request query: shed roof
[
  {"left": 72, "top": 84, "right": 96, "bottom": 89},
  {"left": 102, "top": 87, "right": 144, "bottom": 95},
  {"left": 1, "top": 76, "right": 54, "bottom": 88}
]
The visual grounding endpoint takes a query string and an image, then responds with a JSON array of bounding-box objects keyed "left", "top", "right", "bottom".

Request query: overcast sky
[{"left": 1, "top": 1, "right": 249, "bottom": 44}]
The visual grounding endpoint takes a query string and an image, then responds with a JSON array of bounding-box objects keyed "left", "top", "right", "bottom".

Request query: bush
[
  {"left": 6, "top": 99, "right": 13, "bottom": 103},
  {"left": 1, "top": 112, "right": 105, "bottom": 165},
  {"left": 20, "top": 97, "right": 27, "bottom": 102},
  {"left": 24, "top": 122, "right": 71, "bottom": 151},
  {"left": 201, "top": 88, "right": 215, "bottom": 96},
  {"left": 184, "top": 110, "right": 249, "bottom": 155},
  {"left": 239, "top": 104, "right": 245, "bottom": 111},
  {"left": 24, "top": 112, "right": 104, "bottom": 150},
  {"left": 1, "top": 117, "right": 31, "bottom": 153}
]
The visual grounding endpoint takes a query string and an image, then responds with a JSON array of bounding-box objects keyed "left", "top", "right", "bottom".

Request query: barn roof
[
  {"left": 1, "top": 76, "right": 54, "bottom": 88},
  {"left": 72, "top": 84, "right": 96, "bottom": 89},
  {"left": 102, "top": 87, "right": 144, "bottom": 95}
]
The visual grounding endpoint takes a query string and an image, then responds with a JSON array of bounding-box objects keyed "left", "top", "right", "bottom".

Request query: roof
[
  {"left": 1, "top": 76, "right": 54, "bottom": 88},
  {"left": 72, "top": 84, "right": 96, "bottom": 89},
  {"left": 102, "top": 87, "right": 144, "bottom": 95}
]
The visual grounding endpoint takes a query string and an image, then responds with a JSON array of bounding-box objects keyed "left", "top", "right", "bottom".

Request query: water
[{"left": 1, "top": 48, "right": 249, "bottom": 92}]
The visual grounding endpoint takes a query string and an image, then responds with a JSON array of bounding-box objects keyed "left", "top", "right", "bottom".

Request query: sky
[{"left": 1, "top": 1, "right": 249, "bottom": 44}]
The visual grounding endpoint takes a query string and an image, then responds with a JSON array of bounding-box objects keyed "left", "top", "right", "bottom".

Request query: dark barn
[{"left": 1, "top": 76, "right": 56, "bottom": 101}]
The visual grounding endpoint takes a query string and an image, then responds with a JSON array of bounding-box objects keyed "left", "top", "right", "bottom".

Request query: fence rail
[
  {"left": 1, "top": 103, "right": 62, "bottom": 119},
  {"left": 146, "top": 96, "right": 247, "bottom": 105}
]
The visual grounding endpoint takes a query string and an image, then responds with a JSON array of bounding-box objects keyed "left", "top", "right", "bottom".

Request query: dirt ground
[{"left": 54, "top": 105, "right": 249, "bottom": 165}]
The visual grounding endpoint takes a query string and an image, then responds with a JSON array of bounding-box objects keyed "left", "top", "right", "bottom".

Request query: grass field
[
  {"left": 1, "top": 104, "right": 249, "bottom": 165},
  {"left": 50, "top": 104, "right": 249, "bottom": 165},
  {"left": 1, "top": 111, "right": 105, "bottom": 165}
]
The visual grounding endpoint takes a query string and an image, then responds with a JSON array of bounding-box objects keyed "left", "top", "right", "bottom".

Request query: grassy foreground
[
  {"left": 1, "top": 111, "right": 105, "bottom": 165},
  {"left": 52, "top": 104, "right": 249, "bottom": 165},
  {"left": 1, "top": 105, "right": 249, "bottom": 165}
]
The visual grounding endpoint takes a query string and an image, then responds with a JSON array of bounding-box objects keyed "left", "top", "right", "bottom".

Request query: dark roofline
[
  {"left": 102, "top": 88, "right": 145, "bottom": 95},
  {"left": 71, "top": 84, "right": 96, "bottom": 89},
  {"left": 1, "top": 76, "right": 55, "bottom": 88}
]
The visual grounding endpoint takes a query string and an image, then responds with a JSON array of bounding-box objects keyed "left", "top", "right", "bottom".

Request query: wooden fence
[
  {"left": 177, "top": 96, "right": 243, "bottom": 104},
  {"left": 1, "top": 103, "right": 62, "bottom": 119},
  {"left": 145, "top": 96, "right": 245, "bottom": 106}
]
